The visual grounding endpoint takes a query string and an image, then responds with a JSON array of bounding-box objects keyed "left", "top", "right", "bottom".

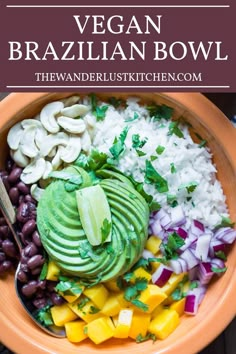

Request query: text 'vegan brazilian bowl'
[{"left": 0, "top": 92, "right": 236, "bottom": 354}]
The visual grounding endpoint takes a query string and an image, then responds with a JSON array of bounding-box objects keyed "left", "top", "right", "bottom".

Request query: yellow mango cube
[
  {"left": 46, "top": 261, "right": 60, "bottom": 281},
  {"left": 85, "top": 316, "right": 115, "bottom": 344},
  {"left": 130, "top": 267, "right": 152, "bottom": 284},
  {"left": 84, "top": 284, "right": 109, "bottom": 309},
  {"left": 104, "top": 279, "right": 120, "bottom": 292},
  {"left": 151, "top": 304, "right": 164, "bottom": 319},
  {"left": 50, "top": 303, "right": 78, "bottom": 327},
  {"left": 129, "top": 313, "right": 151, "bottom": 340},
  {"left": 170, "top": 298, "right": 186, "bottom": 316},
  {"left": 114, "top": 309, "right": 133, "bottom": 338},
  {"left": 116, "top": 291, "right": 130, "bottom": 308},
  {"left": 65, "top": 320, "right": 88, "bottom": 343},
  {"left": 145, "top": 236, "right": 162, "bottom": 254},
  {"left": 149, "top": 308, "right": 180, "bottom": 339},
  {"left": 101, "top": 294, "right": 122, "bottom": 316},
  {"left": 138, "top": 285, "right": 167, "bottom": 313},
  {"left": 161, "top": 273, "right": 187, "bottom": 296},
  {"left": 68, "top": 298, "right": 101, "bottom": 323}
]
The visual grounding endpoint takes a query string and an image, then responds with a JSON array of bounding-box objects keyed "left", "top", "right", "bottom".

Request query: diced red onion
[
  {"left": 209, "top": 239, "right": 225, "bottom": 258},
  {"left": 169, "top": 205, "right": 186, "bottom": 227},
  {"left": 211, "top": 258, "right": 225, "bottom": 269},
  {"left": 177, "top": 227, "right": 188, "bottom": 239},
  {"left": 197, "top": 262, "right": 214, "bottom": 285},
  {"left": 151, "top": 219, "right": 165, "bottom": 239},
  {"left": 221, "top": 230, "right": 236, "bottom": 244},
  {"left": 180, "top": 249, "right": 199, "bottom": 270},
  {"left": 188, "top": 266, "right": 198, "bottom": 281},
  {"left": 169, "top": 259, "right": 182, "bottom": 274},
  {"left": 142, "top": 249, "right": 155, "bottom": 260},
  {"left": 184, "top": 285, "right": 206, "bottom": 315},
  {"left": 152, "top": 264, "right": 173, "bottom": 287},
  {"left": 214, "top": 227, "right": 236, "bottom": 244},
  {"left": 190, "top": 220, "right": 204, "bottom": 237},
  {"left": 194, "top": 233, "right": 212, "bottom": 262},
  {"left": 178, "top": 258, "right": 188, "bottom": 273},
  {"left": 156, "top": 209, "right": 172, "bottom": 229},
  {"left": 193, "top": 220, "right": 205, "bottom": 232}
]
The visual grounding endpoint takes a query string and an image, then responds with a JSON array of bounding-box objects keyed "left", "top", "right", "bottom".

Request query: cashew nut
[
  {"left": 21, "top": 119, "right": 42, "bottom": 129},
  {"left": 40, "top": 101, "right": 64, "bottom": 133},
  {"left": 30, "top": 184, "right": 45, "bottom": 202},
  {"left": 40, "top": 132, "right": 69, "bottom": 157},
  {"left": 7, "top": 122, "right": 24, "bottom": 150},
  {"left": 60, "top": 104, "right": 89, "bottom": 118},
  {"left": 20, "top": 126, "right": 39, "bottom": 158},
  {"left": 62, "top": 95, "right": 80, "bottom": 107},
  {"left": 21, "top": 158, "right": 46, "bottom": 184},
  {"left": 43, "top": 161, "right": 53, "bottom": 179},
  {"left": 35, "top": 126, "right": 48, "bottom": 149},
  {"left": 60, "top": 136, "right": 82, "bottom": 163},
  {"left": 51, "top": 146, "right": 64, "bottom": 170},
  {"left": 57, "top": 116, "right": 86, "bottom": 134},
  {"left": 81, "top": 130, "right": 91, "bottom": 153},
  {"left": 10, "top": 149, "right": 29, "bottom": 168}
]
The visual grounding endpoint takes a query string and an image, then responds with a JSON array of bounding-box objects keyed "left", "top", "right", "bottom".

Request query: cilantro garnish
[
  {"left": 108, "top": 97, "right": 126, "bottom": 108},
  {"left": 170, "top": 162, "right": 177, "bottom": 174},
  {"left": 161, "top": 232, "right": 185, "bottom": 260},
  {"left": 189, "top": 281, "right": 199, "bottom": 290},
  {"left": 136, "top": 333, "right": 157, "bottom": 343},
  {"left": 136, "top": 150, "right": 146, "bottom": 157},
  {"left": 55, "top": 279, "right": 83, "bottom": 296},
  {"left": 145, "top": 160, "right": 169, "bottom": 193},
  {"left": 89, "top": 306, "right": 100, "bottom": 314},
  {"left": 150, "top": 155, "right": 157, "bottom": 161},
  {"left": 168, "top": 121, "right": 184, "bottom": 138},
  {"left": 109, "top": 126, "right": 129, "bottom": 160},
  {"left": 215, "top": 216, "right": 235, "bottom": 229},
  {"left": 77, "top": 297, "right": 90, "bottom": 310},
  {"left": 211, "top": 266, "right": 227, "bottom": 273},
  {"left": 167, "top": 194, "right": 178, "bottom": 207},
  {"left": 39, "top": 261, "right": 48, "bottom": 281},
  {"left": 125, "top": 112, "right": 139, "bottom": 122},
  {"left": 35, "top": 305, "right": 53, "bottom": 327},
  {"left": 131, "top": 299, "right": 148, "bottom": 312},
  {"left": 170, "top": 274, "right": 189, "bottom": 300},
  {"left": 90, "top": 93, "right": 108, "bottom": 121},
  {"left": 215, "top": 250, "right": 227, "bottom": 261},
  {"left": 156, "top": 145, "right": 165, "bottom": 155},
  {"left": 132, "top": 134, "right": 147, "bottom": 149},
  {"left": 101, "top": 218, "right": 112, "bottom": 243},
  {"left": 147, "top": 103, "right": 173, "bottom": 121},
  {"left": 124, "top": 278, "right": 149, "bottom": 311},
  {"left": 178, "top": 181, "right": 198, "bottom": 194}
]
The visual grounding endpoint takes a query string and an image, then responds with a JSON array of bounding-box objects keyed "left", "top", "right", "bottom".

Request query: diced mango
[
  {"left": 161, "top": 273, "right": 187, "bottom": 296},
  {"left": 129, "top": 313, "right": 151, "bottom": 340},
  {"left": 130, "top": 267, "right": 152, "bottom": 284},
  {"left": 114, "top": 309, "right": 133, "bottom": 338},
  {"left": 104, "top": 279, "right": 120, "bottom": 292},
  {"left": 170, "top": 298, "right": 186, "bottom": 316},
  {"left": 68, "top": 298, "right": 101, "bottom": 323},
  {"left": 46, "top": 261, "right": 60, "bottom": 281},
  {"left": 50, "top": 303, "right": 78, "bottom": 327},
  {"left": 84, "top": 284, "right": 109, "bottom": 309},
  {"left": 85, "top": 316, "right": 115, "bottom": 344},
  {"left": 145, "top": 236, "right": 162, "bottom": 254},
  {"left": 149, "top": 308, "right": 180, "bottom": 339},
  {"left": 60, "top": 284, "right": 85, "bottom": 303},
  {"left": 65, "top": 320, "right": 88, "bottom": 343},
  {"left": 101, "top": 294, "right": 122, "bottom": 316},
  {"left": 138, "top": 285, "right": 167, "bottom": 313},
  {"left": 116, "top": 291, "right": 130, "bottom": 308},
  {"left": 151, "top": 304, "right": 164, "bottom": 319}
]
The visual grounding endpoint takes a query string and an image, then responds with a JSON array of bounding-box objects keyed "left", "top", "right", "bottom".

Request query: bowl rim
[{"left": 0, "top": 92, "right": 235, "bottom": 354}]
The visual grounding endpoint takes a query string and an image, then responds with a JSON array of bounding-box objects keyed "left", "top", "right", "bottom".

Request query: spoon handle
[{"left": 0, "top": 179, "right": 22, "bottom": 250}]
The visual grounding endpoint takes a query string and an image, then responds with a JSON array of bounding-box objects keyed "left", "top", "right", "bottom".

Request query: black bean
[
  {"left": 51, "top": 292, "right": 65, "bottom": 306},
  {"left": 0, "top": 225, "right": 9, "bottom": 239},
  {"left": 6, "top": 159, "right": 14, "bottom": 172},
  {"left": 22, "top": 219, "right": 36, "bottom": 237},
  {"left": 20, "top": 262, "right": 29, "bottom": 273},
  {"left": 0, "top": 170, "right": 8, "bottom": 178},
  {"left": 0, "top": 252, "right": 6, "bottom": 262},
  {"left": 25, "top": 194, "right": 36, "bottom": 204},
  {"left": 21, "top": 280, "right": 38, "bottom": 297},
  {"left": 37, "top": 280, "right": 46, "bottom": 290},
  {"left": 17, "top": 269, "right": 28, "bottom": 283},
  {"left": 2, "top": 239, "right": 17, "bottom": 258},
  {"left": 27, "top": 255, "right": 44, "bottom": 270},
  {"left": 0, "top": 217, "right": 6, "bottom": 226},
  {"left": 46, "top": 281, "right": 57, "bottom": 292},
  {"left": 32, "top": 231, "right": 42, "bottom": 247},
  {"left": 1, "top": 175, "right": 10, "bottom": 192},
  {"left": 19, "top": 232, "right": 29, "bottom": 246},
  {"left": 33, "top": 297, "right": 47, "bottom": 309},
  {"left": 17, "top": 181, "right": 30, "bottom": 195},
  {"left": 17, "top": 203, "right": 30, "bottom": 223},
  {"left": 0, "top": 260, "right": 12, "bottom": 274},
  {"left": 9, "top": 187, "right": 20, "bottom": 205},
  {"left": 19, "top": 195, "right": 25, "bottom": 204},
  {"left": 31, "top": 267, "right": 42, "bottom": 275},
  {"left": 8, "top": 167, "right": 22, "bottom": 184},
  {"left": 23, "top": 242, "right": 38, "bottom": 257}
]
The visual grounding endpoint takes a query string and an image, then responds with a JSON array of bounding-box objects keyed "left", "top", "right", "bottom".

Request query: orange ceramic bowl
[{"left": 0, "top": 92, "right": 236, "bottom": 354}]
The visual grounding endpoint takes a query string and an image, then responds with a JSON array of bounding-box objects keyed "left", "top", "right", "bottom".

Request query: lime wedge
[{"left": 76, "top": 185, "right": 112, "bottom": 246}]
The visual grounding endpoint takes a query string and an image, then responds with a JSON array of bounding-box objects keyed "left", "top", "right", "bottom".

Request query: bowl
[{"left": 0, "top": 92, "right": 236, "bottom": 354}]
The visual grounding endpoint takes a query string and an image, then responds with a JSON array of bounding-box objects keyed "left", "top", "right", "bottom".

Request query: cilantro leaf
[
  {"left": 35, "top": 305, "right": 53, "bottom": 327},
  {"left": 108, "top": 97, "right": 126, "bottom": 108},
  {"left": 136, "top": 333, "right": 156, "bottom": 343},
  {"left": 162, "top": 232, "right": 185, "bottom": 260},
  {"left": 89, "top": 93, "right": 108, "bottom": 121},
  {"left": 136, "top": 150, "right": 146, "bottom": 157},
  {"left": 125, "top": 112, "right": 139, "bottom": 122},
  {"left": 147, "top": 103, "right": 173, "bottom": 121},
  {"left": 55, "top": 279, "right": 83, "bottom": 296},
  {"left": 89, "top": 306, "right": 100, "bottom": 314},
  {"left": 156, "top": 145, "right": 165, "bottom": 155},
  {"left": 134, "top": 277, "right": 148, "bottom": 291},
  {"left": 109, "top": 126, "right": 129, "bottom": 160},
  {"left": 145, "top": 160, "right": 168, "bottom": 193},
  {"left": 189, "top": 281, "right": 199, "bottom": 290},
  {"left": 39, "top": 261, "right": 48, "bottom": 281},
  {"left": 215, "top": 216, "right": 235, "bottom": 229},
  {"left": 168, "top": 121, "right": 184, "bottom": 138},
  {"left": 101, "top": 218, "right": 112, "bottom": 243},
  {"left": 131, "top": 299, "right": 149, "bottom": 312},
  {"left": 170, "top": 162, "right": 177, "bottom": 174},
  {"left": 211, "top": 266, "right": 227, "bottom": 273},
  {"left": 215, "top": 250, "right": 227, "bottom": 261},
  {"left": 132, "top": 134, "right": 147, "bottom": 149},
  {"left": 178, "top": 181, "right": 198, "bottom": 194},
  {"left": 77, "top": 297, "right": 90, "bottom": 310},
  {"left": 167, "top": 194, "right": 178, "bottom": 207}
]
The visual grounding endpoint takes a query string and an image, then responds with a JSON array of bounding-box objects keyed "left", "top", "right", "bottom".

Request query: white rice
[{"left": 87, "top": 97, "right": 228, "bottom": 228}]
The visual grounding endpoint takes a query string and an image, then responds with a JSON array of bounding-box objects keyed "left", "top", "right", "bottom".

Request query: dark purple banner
[{"left": 0, "top": 0, "right": 235, "bottom": 92}]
